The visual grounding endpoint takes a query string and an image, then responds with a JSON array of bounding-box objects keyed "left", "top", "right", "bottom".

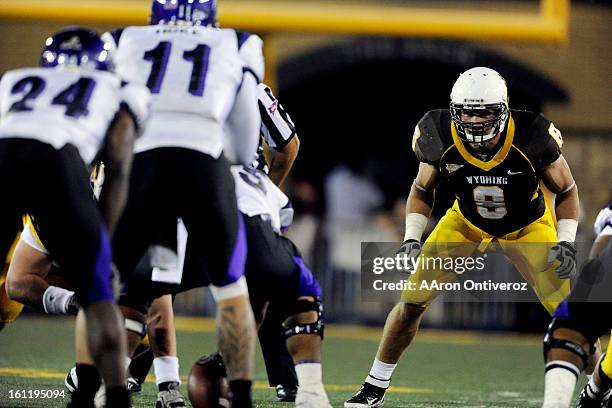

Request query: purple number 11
[{"left": 143, "top": 41, "right": 211, "bottom": 96}]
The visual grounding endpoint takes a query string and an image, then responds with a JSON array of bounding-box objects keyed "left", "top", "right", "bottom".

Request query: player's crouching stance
[
  {"left": 113, "top": 82, "right": 330, "bottom": 407},
  {"left": 3, "top": 165, "right": 106, "bottom": 321},
  {"left": 346, "top": 67, "right": 580, "bottom": 407},
  {"left": 541, "top": 204, "right": 612, "bottom": 408},
  {"left": 0, "top": 27, "right": 149, "bottom": 408}
]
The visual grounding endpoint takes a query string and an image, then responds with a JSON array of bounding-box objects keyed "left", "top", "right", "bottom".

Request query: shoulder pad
[
  {"left": 236, "top": 31, "right": 264, "bottom": 83},
  {"left": 517, "top": 111, "right": 562, "bottom": 171},
  {"left": 412, "top": 110, "right": 447, "bottom": 165}
]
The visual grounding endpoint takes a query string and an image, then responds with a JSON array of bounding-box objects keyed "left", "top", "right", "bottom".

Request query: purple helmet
[
  {"left": 150, "top": 0, "right": 218, "bottom": 26},
  {"left": 41, "top": 27, "right": 112, "bottom": 71}
]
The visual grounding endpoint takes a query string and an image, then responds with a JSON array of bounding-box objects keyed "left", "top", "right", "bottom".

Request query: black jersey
[{"left": 413, "top": 109, "right": 563, "bottom": 237}]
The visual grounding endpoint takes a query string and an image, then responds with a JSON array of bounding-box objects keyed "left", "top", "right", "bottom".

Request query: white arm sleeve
[
  {"left": 224, "top": 74, "right": 260, "bottom": 164},
  {"left": 20, "top": 220, "right": 49, "bottom": 255}
]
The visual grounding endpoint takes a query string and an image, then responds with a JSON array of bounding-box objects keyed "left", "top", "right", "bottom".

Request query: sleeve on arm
[
  {"left": 257, "top": 83, "right": 296, "bottom": 150},
  {"left": 224, "top": 74, "right": 261, "bottom": 165},
  {"left": 20, "top": 219, "right": 49, "bottom": 255},
  {"left": 237, "top": 32, "right": 265, "bottom": 84}
]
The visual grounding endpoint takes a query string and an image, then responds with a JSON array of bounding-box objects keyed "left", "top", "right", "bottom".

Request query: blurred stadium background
[{"left": 0, "top": 1, "right": 610, "bottom": 406}]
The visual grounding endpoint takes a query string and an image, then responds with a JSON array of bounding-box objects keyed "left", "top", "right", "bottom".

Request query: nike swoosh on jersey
[{"left": 507, "top": 170, "right": 522, "bottom": 175}]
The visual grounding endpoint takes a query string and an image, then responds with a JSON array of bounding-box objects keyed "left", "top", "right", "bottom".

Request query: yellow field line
[
  {"left": 0, "top": 368, "right": 431, "bottom": 394},
  {"left": 174, "top": 316, "right": 542, "bottom": 347}
]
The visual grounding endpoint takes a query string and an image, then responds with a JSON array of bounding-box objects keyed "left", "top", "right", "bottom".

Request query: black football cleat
[
  {"left": 126, "top": 377, "right": 142, "bottom": 394},
  {"left": 577, "top": 383, "right": 610, "bottom": 408},
  {"left": 344, "top": 382, "right": 386, "bottom": 408},
  {"left": 66, "top": 294, "right": 80, "bottom": 316},
  {"left": 65, "top": 366, "right": 78, "bottom": 394},
  {"left": 276, "top": 384, "right": 298, "bottom": 402}
]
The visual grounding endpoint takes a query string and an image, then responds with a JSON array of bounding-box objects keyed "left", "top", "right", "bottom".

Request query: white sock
[
  {"left": 365, "top": 358, "right": 396, "bottom": 388},
  {"left": 154, "top": 356, "right": 180, "bottom": 386},
  {"left": 42, "top": 286, "right": 74, "bottom": 314},
  {"left": 542, "top": 362, "right": 579, "bottom": 408},
  {"left": 295, "top": 361, "right": 323, "bottom": 389}
]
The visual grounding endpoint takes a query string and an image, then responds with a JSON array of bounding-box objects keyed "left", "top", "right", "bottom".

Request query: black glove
[
  {"left": 397, "top": 239, "right": 422, "bottom": 273},
  {"left": 548, "top": 241, "right": 576, "bottom": 279}
]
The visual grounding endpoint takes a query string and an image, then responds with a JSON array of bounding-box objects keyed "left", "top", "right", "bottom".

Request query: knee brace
[
  {"left": 543, "top": 317, "right": 593, "bottom": 369},
  {"left": 282, "top": 298, "right": 324, "bottom": 339}
]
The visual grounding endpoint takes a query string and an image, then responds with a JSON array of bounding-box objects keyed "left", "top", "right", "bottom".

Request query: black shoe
[
  {"left": 65, "top": 366, "right": 78, "bottom": 394},
  {"left": 66, "top": 294, "right": 80, "bottom": 316},
  {"left": 577, "top": 383, "right": 610, "bottom": 408},
  {"left": 126, "top": 377, "right": 142, "bottom": 394},
  {"left": 276, "top": 384, "right": 297, "bottom": 402},
  {"left": 345, "top": 382, "right": 386, "bottom": 408}
]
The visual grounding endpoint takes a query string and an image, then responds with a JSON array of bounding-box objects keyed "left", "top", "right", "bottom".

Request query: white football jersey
[
  {"left": 0, "top": 67, "right": 148, "bottom": 164},
  {"left": 231, "top": 165, "right": 291, "bottom": 234},
  {"left": 106, "top": 25, "right": 264, "bottom": 157},
  {"left": 594, "top": 204, "right": 612, "bottom": 237}
]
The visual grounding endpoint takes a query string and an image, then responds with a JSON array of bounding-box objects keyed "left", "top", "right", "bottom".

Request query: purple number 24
[{"left": 143, "top": 41, "right": 211, "bottom": 96}]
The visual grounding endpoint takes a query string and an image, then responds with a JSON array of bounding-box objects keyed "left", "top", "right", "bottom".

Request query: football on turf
[{"left": 188, "top": 353, "right": 231, "bottom": 408}]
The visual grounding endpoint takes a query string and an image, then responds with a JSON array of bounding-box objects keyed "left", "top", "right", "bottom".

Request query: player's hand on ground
[
  {"left": 397, "top": 239, "right": 421, "bottom": 273},
  {"left": 547, "top": 241, "right": 576, "bottom": 279}
]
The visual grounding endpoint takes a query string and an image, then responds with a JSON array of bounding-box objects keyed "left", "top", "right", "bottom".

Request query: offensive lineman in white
[
  {"left": 117, "top": 82, "right": 332, "bottom": 407},
  {"left": 101, "top": 0, "right": 261, "bottom": 406},
  {"left": 0, "top": 27, "right": 149, "bottom": 408}
]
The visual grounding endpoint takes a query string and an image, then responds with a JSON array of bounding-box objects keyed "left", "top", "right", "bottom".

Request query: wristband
[{"left": 404, "top": 213, "right": 428, "bottom": 241}]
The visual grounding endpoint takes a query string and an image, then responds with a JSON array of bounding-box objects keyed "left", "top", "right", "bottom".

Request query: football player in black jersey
[{"left": 346, "top": 67, "right": 580, "bottom": 408}]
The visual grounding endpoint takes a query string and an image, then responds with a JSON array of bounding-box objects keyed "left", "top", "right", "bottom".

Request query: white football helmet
[{"left": 450, "top": 67, "right": 509, "bottom": 144}]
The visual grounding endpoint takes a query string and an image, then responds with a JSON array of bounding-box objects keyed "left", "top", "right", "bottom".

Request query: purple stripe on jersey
[
  {"left": 293, "top": 256, "right": 322, "bottom": 298},
  {"left": 221, "top": 213, "right": 247, "bottom": 286},
  {"left": 83, "top": 228, "right": 115, "bottom": 306},
  {"left": 243, "top": 67, "right": 261, "bottom": 84}
]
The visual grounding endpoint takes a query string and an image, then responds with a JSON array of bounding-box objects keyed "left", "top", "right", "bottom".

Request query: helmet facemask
[{"left": 450, "top": 102, "right": 508, "bottom": 144}]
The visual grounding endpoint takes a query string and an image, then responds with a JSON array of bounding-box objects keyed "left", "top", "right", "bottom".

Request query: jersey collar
[{"left": 450, "top": 115, "right": 515, "bottom": 171}]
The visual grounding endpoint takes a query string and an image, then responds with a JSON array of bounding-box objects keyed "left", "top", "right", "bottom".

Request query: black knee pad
[
  {"left": 282, "top": 298, "right": 324, "bottom": 340},
  {"left": 543, "top": 317, "right": 593, "bottom": 367}
]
